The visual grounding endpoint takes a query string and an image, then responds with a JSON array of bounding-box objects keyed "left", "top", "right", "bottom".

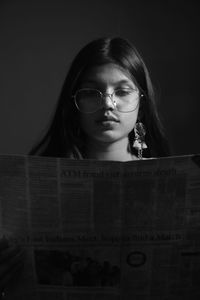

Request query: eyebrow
[{"left": 81, "top": 79, "right": 134, "bottom": 87}]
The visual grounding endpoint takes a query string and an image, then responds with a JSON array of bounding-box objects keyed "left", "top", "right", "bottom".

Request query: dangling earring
[{"left": 133, "top": 122, "right": 147, "bottom": 159}]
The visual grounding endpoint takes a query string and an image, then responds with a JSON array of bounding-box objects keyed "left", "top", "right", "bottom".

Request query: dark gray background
[{"left": 0, "top": 0, "right": 199, "bottom": 156}]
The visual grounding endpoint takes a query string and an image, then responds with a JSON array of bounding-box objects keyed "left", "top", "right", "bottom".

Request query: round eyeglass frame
[{"left": 72, "top": 88, "right": 142, "bottom": 114}]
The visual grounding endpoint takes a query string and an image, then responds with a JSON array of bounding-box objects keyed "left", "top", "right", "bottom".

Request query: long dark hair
[{"left": 30, "top": 37, "right": 170, "bottom": 158}]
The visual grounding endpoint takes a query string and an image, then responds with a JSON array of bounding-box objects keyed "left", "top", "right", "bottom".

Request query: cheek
[
  {"left": 121, "top": 111, "right": 138, "bottom": 133},
  {"left": 79, "top": 114, "right": 95, "bottom": 133},
  {"left": 79, "top": 110, "right": 139, "bottom": 138}
]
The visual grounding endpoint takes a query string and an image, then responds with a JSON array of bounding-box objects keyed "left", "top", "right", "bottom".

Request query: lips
[
  {"left": 95, "top": 115, "right": 120, "bottom": 130},
  {"left": 96, "top": 115, "right": 119, "bottom": 123}
]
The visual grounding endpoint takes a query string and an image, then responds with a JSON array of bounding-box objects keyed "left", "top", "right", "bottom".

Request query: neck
[{"left": 85, "top": 137, "right": 137, "bottom": 161}]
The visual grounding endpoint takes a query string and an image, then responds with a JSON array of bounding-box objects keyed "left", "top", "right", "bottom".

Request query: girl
[
  {"left": 0, "top": 37, "right": 170, "bottom": 299},
  {"left": 30, "top": 36, "right": 170, "bottom": 159}
]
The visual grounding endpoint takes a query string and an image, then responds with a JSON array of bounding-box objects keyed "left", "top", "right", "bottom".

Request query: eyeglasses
[{"left": 73, "top": 88, "right": 140, "bottom": 113}]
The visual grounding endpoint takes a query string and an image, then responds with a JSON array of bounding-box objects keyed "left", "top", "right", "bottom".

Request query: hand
[{"left": 0, "top": 237, "right": 25, "bottom": 299}]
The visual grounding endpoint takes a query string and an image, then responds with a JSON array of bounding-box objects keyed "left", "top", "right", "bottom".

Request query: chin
[{"left": 91, "top": 132, "right": 127, "bottom": 144}]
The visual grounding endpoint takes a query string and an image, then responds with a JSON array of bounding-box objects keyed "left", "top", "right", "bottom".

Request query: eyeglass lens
[{"left": 75, "top": 89, "right": 139, "bottom": 113}]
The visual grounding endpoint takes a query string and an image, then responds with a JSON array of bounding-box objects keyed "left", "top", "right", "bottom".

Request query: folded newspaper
[{"left": 0, "top": 154, "right": 200, "bottom": 299}]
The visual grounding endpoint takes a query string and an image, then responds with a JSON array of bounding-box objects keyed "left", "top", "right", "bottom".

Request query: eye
[
  {"left": 115, "top": 89, "right": 132, "bottom": 97},
  {"left": 78, "top": 89, "right": 100, "bottom": 98}
]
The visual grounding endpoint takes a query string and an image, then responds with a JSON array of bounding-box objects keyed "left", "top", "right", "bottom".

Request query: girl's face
[{"left": 78, "top": 63, "right": 140, "bottom": 146}]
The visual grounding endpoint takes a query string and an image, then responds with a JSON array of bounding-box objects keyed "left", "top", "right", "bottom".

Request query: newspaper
[{"left": 0, "top": 154, "right": 200, "bottom": 299}]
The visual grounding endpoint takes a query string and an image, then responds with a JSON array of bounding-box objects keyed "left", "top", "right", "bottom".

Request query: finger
[
  {"left": 0, "top": 245, "right": 21, "bottom": 264},
  {"left": 0, "top": 249, "right": 25, "bottom": 279},
  {"left": 0, "top": 238, "right": 9, "bottom": 251},
  {"left": 0, "top": 259, "right": 24, "bottom": 292}
]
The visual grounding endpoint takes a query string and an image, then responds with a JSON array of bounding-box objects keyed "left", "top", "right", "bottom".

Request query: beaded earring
[{"left": 133, "top": 122, "right": 147, "bottom": 159}]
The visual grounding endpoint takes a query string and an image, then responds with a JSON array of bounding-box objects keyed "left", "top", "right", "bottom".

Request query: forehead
[{"left": 80, "top": 63, "right": 136, "bottom": 87}]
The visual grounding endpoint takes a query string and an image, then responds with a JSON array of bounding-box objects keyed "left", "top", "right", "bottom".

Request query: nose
[{"left": 102, "top": 94, "right": 116, "bottom": 110}]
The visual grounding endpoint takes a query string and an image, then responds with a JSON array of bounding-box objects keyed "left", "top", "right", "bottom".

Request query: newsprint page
[{"left": 0, "top": 154, "right": 200, "bottom": 300}]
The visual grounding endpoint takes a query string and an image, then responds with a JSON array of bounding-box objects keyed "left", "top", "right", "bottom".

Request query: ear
[{"left": 137, "top": 96, "right": 144, "bottom": 121}]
